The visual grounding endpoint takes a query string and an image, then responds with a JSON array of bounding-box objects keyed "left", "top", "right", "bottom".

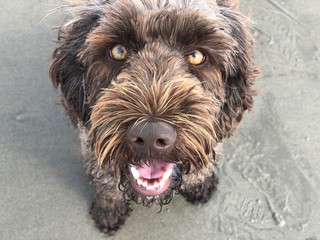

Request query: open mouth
[{"left": 129, "top": 161, "right": 174, "bottom": 196}]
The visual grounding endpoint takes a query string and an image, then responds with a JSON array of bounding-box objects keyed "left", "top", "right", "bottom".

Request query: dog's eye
[
  {"left": 110, "top": 45, "right": 128, "bottom": 61},
  {"left": 187, "top": 50, "right": 205, "bottom": 65}
]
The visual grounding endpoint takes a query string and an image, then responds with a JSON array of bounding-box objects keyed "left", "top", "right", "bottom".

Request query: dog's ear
[
  {"left": 217, "top": 9, "right": 260, "bottom": 140},
  {"left": 49, "top": 5, "right": 102, "bottom": 124}
]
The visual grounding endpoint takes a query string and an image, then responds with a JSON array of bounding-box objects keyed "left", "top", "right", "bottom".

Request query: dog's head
[{"left": 50, "top": 0, "right": 259, "bottom": 205}]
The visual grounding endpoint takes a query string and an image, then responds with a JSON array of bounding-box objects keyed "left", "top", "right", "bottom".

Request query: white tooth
[
  {"left": 153, "top": 182, "right": 160, "bottom": 189},
  {"left": 130, "top": 166, "right": 140, "bottom": 180},
  {"left": 146, "top": 185, "right": 154, "bottom": 191},
  {"left": 159, "top": 179, "right": 165, "bottom": 187},
  {"left": 162, "top": 168, "right": 173, "bottom": 181},
  {"left": 137, "top": 178, "right": 143, "bottom": 186},
  {"left": 142, "top": 180, "right": 148, "bottom": 188}
]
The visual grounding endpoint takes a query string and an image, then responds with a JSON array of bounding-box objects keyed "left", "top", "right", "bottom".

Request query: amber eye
[
  {"left": 187, "top": 50, "right": 205, "bottom": 65},
  {"left": 110, "top": 44, "right": 128, "bottom": 61}
]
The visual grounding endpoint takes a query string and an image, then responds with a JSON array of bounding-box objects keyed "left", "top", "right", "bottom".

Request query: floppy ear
[
  {"left": 217, "top": 9, "right": 260, "bottom": 140},
  {"left": 49, "top": 5, "right": 101, "bottom": 124}
]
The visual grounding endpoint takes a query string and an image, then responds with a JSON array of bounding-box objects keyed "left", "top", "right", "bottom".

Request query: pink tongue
[{"left": 136, "top": 162, "right": 173, "bottom": 179}]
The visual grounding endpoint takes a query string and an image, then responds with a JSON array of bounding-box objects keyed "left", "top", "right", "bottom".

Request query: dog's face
[{"left": 50, "top": 0, "right": 258, "bottom": 206}]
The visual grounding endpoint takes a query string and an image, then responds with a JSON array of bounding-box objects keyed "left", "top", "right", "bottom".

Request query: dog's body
[{"left": 50, "top": 0, "right": 259, "bottom": 234}]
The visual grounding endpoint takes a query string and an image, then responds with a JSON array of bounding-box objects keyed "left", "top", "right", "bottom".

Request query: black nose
[{"left": 127, "top": 121, "right": 177, "bottom": 155}]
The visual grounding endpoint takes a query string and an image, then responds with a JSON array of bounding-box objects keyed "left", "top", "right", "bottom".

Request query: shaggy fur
[{"left": 50, "top": 0, "right": 259, "bottom": 234}]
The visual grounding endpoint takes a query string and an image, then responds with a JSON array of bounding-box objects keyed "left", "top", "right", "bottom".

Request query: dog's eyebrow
[{"left": 84, "top": 0, "right": 228, "bottom": 56}]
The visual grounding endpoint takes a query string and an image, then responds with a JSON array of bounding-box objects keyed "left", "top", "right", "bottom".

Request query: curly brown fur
[
  {"left": 179, "top": 143, "right": 222, "bottom": 204},
  {"left": 50, "top": 0, "right": 259, "bottom": 234}
]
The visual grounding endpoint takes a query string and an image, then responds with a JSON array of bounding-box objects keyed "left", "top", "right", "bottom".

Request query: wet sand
[{"left": 1, "top": 0, "right": 319, "bottom": 239}]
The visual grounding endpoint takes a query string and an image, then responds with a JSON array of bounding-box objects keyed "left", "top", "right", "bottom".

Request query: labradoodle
[{"left": 50, "top": 0, "right": 259, "bottom": 234}]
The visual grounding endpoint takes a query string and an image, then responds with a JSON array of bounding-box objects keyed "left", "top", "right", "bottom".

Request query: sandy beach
[{"left": 1, "top": 0, "right": 319, "bottom": 239}]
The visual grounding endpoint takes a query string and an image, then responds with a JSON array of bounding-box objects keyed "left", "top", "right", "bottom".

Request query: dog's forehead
[
  {"left": 128, "top": 0, "right": 218, "bottom": 11},
  {"left": 111, "top": 0, "right": 221, "bottom": 35},
  {"left": 100, "top": 0, "right": 219, "bottom": 18}
]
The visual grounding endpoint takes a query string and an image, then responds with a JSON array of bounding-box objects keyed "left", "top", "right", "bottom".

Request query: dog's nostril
[
  {"left": 134, "top": 137, "right": 144, "bottom": 146},
  {"left": 156, "top": 138, "right": 167, "bottom": 148}
]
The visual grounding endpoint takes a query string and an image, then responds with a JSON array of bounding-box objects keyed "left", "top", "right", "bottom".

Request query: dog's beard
[{"left": 119, "top": 163, "right": 182, "bottom": 208}]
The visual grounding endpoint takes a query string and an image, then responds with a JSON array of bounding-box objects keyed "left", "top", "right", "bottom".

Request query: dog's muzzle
[{"left": 126, "top": 121, "right": 177, "bottom": 196}]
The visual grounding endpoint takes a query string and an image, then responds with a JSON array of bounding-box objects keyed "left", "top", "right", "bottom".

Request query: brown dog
[{"left": 50, "top": 0, "right": 259, "bottom": 234}]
